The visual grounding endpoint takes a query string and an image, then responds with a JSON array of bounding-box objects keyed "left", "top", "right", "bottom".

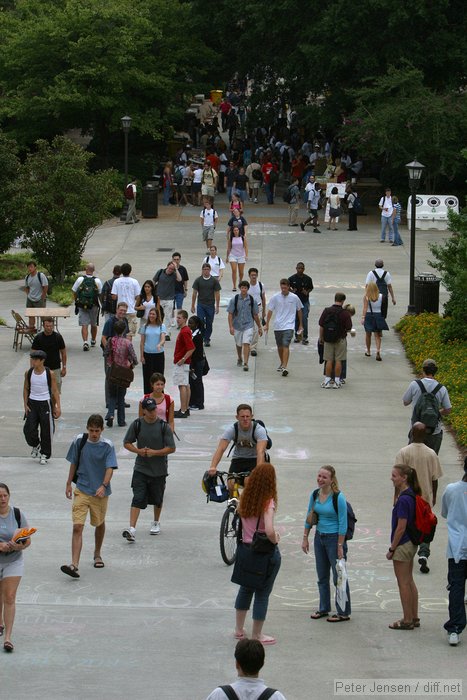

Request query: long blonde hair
[
  {"left": 320, "top": 465, "right": 340, "bottom": 493},
  {"left": 366, "top": 281, "right": 380, "bottom": 303}
]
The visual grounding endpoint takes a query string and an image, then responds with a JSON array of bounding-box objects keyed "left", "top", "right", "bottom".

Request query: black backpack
[
  {"left": 352, "top": 193, "right": 363, "bottom": 214},
  {"left": 233, "top": 293, "right": 255, "bottom": 318},
  {"left": 220, "top": 685, "right": 277, "bottom": 700},
  {"left": 412, "top": 380, "right": 442, "bottom": 434},
  {"left": 312, "top": 489, "right": 357, "bottom": 541},
  {"left": 322, "top": 307, "right": 342, "bottom": 343},
  {"left": 251, "top": 168, "right": 262, "bottom": 181},
  {"left": 76, "top": 276, "right": 99, "bottom": 310},
  {"left": 72, "top": 433, "right": 89, "bottom": 484},
  {"left": 372, "top": 270, "right": 388, "bottom": 297},
  {"left": 227, "top": 419, "right": 273, "bottom": 456},
  {"left": 100, "top": 278, "right": 117, "bottom": 315}
]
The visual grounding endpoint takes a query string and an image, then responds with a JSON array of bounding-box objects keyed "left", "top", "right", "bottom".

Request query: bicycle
[{"left": 218, "top": 470, "right": 250, "bottom": 566}]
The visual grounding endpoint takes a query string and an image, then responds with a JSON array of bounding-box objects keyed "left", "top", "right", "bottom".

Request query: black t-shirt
[
  {"left": 174, "top": 265, "right": 189, "bottom": 294},
  {"left": 235, "top": 174, "right": 248, "bottom": 190},
  {"left": 288, "top": 274, "right": 314, "bottom": 303},
  {"left": 31, "top": 331, "right": 65, "bottom": 370}
]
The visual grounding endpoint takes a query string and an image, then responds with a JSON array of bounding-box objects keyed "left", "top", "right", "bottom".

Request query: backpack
[
  {"left": 72, "top": 433, "right": 89, "bottom": 484},
  {"left": 125, "top": 184, "right": 134, "bottom": 199},
  {"left": 76, "top": 276, "right": 98, "bottom": 310},
  {"left": 352, "top": 194, "right": 363, "bottom": 214},
  {"left": 251, "top": 168, "right": 262, "bottom": 181},
  {"left": 312, "top": 489, "right": 357, "bottom": 541},
  {"left": 205, "top": 255, "right": 221, "bottom": 268},
  {"left": 27, "top": 367, "right": 52, "bottom": 397},
  {"left": 174, "top": 167, "right": 183, "bottom": 185},
  {"left": 322, "top": 307, "right": 343, "bottom": 343},
  {"left": 282, "top": 186, "right": 293, "bottom": 204},
  {"left": 372, "top": 270, "right": 388, "bottom": 298},
  {"left": 412, "top": 380, "right": 442, "bottom": 434},
  {"left": 100, "top": 278, "right": 117, "bottom": 315},
  {"left": 233, "top": 293, "right": 255, "bottom": 318},
  {"left": 14, "top": 507, "right": 21, "bottom": 529},
  {"left": 220, "top": 686, "right": 277, "bottom": 700},
  {"left": 227, "top": 419, "right": 273, "bottom": 457},
  {"left": 405, "top": 493, "right": 438, "bottom": 545},
  {"left": 202, "top": 207, "right": 217, "bottom": 223},
  {"left": 268, "top": 169, "right": 279, "bottom": 185}
]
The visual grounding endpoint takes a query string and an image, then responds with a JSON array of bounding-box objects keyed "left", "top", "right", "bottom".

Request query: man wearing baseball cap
[
  {"left": 122, "top": 397, "right": 176, "bottom": 541},
  {"left": 23, "top": 349, "right": 61, "bottom": 465}
]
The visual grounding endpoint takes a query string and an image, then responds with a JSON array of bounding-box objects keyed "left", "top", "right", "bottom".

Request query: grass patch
[
  {"left": 395, "top": 313, "right": 467, "bottom": 448},
  {"left": 48, "top": 281, "right": 75, "bottom": 307},
  {"left": 0, "top": 317, "right": 6, "bottom": 326},
  {"left": 0, "top": 252, "right": 37, "bottom": 280}
]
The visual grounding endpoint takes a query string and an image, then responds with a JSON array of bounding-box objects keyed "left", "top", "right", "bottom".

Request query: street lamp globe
[
  {"left": 405, "top": 159, "right": 425, "bottom": 188},
  {"left": 121, "top": 115, "right": 132, "bottom": 133}
]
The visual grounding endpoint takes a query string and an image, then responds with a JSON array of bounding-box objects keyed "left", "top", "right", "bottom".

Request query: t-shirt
[
  {"left": 268, "top": 292, "right": 303, "bottom": 331},
  {"left": 441, "top": 481, "right": 467, "bottom": 563},
  {"left": 305, "top": 491, "right": 348, "bottom": 536},
  {"left": 174, "top": 265, "right": 189, "bottom": 294},
  {"left": 204, "top": 255, "right": 225, "bottom": 278},
  {"left": 111, "top": 276, "right": 140, "bottom": 314},
  {"left": 124, "top": 418, "right": 175, "bottom": 477},
  {"left": 0, "top": 506, "right": 28, "bottom": 564},
  {"left": 379, "top": 196, "right": 394, "bottom": 217},
  {"left": 222, "top": 422, "right": 267, "bottom": 460},
  {"left": 25, "top": 271, "right": 48, "bottom": 302},
  {"left": 200, "top": 208, "right": 218, "bottom": 227},
  {"left": 154, "top": 270, "right": 177, "bottom": 301},
  {"left": 241, "top": 499, "right": 275, "bottom": 543},
  {"left": 248, "top": 281, "right": 265, "bottom": 308},
  {"left": 394, "top": 443, "right": 442, "bottom": 506},
  {"left": 31, "top": 331, "right": 65, "bottom": 370},
  {"left": 227, "top": 215, "right": 247, "bottom": 232},
  {"left": 102, "top": 315, "right": 129, "bottom": 340},
  {"left": 365, "top": 269, "right": 393, "bottom": 286},
  {"left": 227, "top": 294, "right": 258, "bottom": 331},
  {"left": 139, "top": 323, "right": 167, "bottom": 353},
  {"left": 205, "top": 677, "right": 287, "bottom": 700},
  {"left": 72, "top": 275, "right": 103, "bottom": 300},
  {"left": 391, "top": 488, "right": 416, "bottom": 545},
  {"left": 192, "top": 276, "right": 221, "bottom": 306},
  {"left": 173, "top": 324, "right": 195, "bottom": 365},
  {"left": 193, "top": 168, "right": 203, "bottom": 184},
  {"left": 318, "top": 304, "right": 352, "bottom": 340},
  {"left": 235, "top": 174, "right": 248, "bottom": 190},
  {"left": 287, "top": 274, "right": 313, "bottom": 304},
  {"left": 402, "top": 377, "right": 451, "bottom": 435},
  {"left": 66, "top": 435, "right": 118, "bottom": 497}
]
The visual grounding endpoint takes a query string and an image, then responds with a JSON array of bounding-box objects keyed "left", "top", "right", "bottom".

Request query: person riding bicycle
[{"left": 209, "top": 404, "right": 268, "bottom": 495}]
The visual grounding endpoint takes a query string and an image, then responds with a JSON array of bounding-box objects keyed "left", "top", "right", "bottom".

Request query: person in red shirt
[
  {"left": 261, "top": 159, "right": 278, "bottom": 205},
  {"left": 206, "top": 150, "right": 220, "bottom": 176},
  {"left": 173, "top": 310, "right": 195, "bottom": 418},
  {"left": 219, "top": 98, "right": 232, "bottom": 131}
]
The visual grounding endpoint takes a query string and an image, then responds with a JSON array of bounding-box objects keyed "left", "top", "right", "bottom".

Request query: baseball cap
[
  {"left": 141, "top": 398, "right": 157, "bottom": 411},
  {"left": 30, "top": 350, "right": 47, "bottom": 360}
]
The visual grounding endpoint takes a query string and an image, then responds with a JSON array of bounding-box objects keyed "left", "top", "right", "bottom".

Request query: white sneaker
[
  {"left": 276, "top": 366, "right": 284, "bottom": 372},
  {"left": 122, "top": 526, "right": 136, "bottom": 542},
  {"left": 333, "top": 381, "right": 341, "bottom": 389},
  {"left": 39, "top": 454, "right": 48, "bottom": 465},
  {"left": 321, "top": 380, "right": 332, "bottom": 388},
  {"left": 448, "top": 632, "right": 459, "bottom": 646},
  {"left": 31, "top": 446, "right": 40, "bottom": 459},
  {"left": 150, "top": 521, "right": 161, "bottom": 535}
]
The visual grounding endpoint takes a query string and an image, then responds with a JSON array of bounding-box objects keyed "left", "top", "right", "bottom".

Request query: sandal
[
  {"left": 388, "top": 620, "right": 414, "bottom": 630},
  {"left": 413, "top": 618, "right": 420, "bottom": 628},
  {"left": 327, "top": 614, "right": 350, "bottom": 622},
  {"left": 376, "top": 352, "right": 382, "bottom": 361},
  {"left": 258, "top": 635, "right": 276, "bottom": 645},
  {"left": 234, "top": 630, "right": 247, "bottom": 639},
  {"left": 4, "top": 641, "right": 14, "bottom": 652},
  {"left": 60, "top": 564, "right": 80, "bottom": 578},
  {"left": 310, "top": 611, "right": 329, "bottom": 619},
  {"left": 365, "top": 352, "right": 371, "bottom": 357},
  {"left": 93, "top": 557, "right": 105, "bottom": 569}
]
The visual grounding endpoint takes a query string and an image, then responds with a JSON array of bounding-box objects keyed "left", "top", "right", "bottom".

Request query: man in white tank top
[{"left": 23, "top": 350, "right": 61, "bottom": 465}]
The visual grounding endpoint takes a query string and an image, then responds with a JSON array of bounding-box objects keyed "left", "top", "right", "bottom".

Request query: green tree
[
  {"left": 14, "top": 136, "right": 121, "bottom": 281},
  {"left": 0, "top": 130, "right": 20, "bottom": 252}
]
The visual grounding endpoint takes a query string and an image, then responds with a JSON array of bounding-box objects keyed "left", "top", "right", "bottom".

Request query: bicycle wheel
[{"left": 220, "top": 505, "right": 238, "bottom": 566}]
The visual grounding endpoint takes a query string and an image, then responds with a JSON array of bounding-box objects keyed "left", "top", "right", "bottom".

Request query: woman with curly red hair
[{"left": 234, "top": 462, "right": 281, "bottom": 645}]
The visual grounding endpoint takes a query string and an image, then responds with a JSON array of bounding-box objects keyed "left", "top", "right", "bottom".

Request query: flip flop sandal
[
  {"left": 327, "top": 615, "right": 350, "bottom": 622},
  {"left": 413, "top": 618, "right": 421, "bottom": 628},
  {"left": 60, "top": 564, "right": 80, "bottom": 578},
  {"left": 388, "top": 620, "right": 414, "bottom": 630},
  {"left": 234, "top": 630, "right": 247, "bottom": 639},
  {"left": 258, "top": 635, "right": 276, "bottom": 645},
  {"left": 4, "top": 641, "right": 14, "bottom": 652},
  {"left": 310, "top": 611, "right": 329, "bottom": 619},
  {"left": 93, "top": 557, "right": 105, "bottom": 569}
]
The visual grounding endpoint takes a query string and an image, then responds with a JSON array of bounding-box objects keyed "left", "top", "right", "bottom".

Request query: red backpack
[
  {"left": 406, "top": 493, "right": 437, "bottom": 544},
  {"left": 125, "top": 184, "right": 135, "bottom": 199},
  {"left": 142, "top": 393, "right": 171, "bottom": 421}
]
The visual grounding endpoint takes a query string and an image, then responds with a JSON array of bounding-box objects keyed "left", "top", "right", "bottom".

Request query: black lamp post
[
  {"left": 405, "top": 158, "right": 425, "bottom": 315},
  {"left": 120, "top": 115, "right": 132, "bottom": 221}
]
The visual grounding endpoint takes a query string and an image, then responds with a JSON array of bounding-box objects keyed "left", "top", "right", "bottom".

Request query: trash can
[
  {"left": 142, "top": 182, "right": 158, "bottom": 219},
  {"left": 210, "top": 89, "right": 223, "bottom": 105},
  {"left": 414, "top": 274, "right": 440, "bottom": 314}
]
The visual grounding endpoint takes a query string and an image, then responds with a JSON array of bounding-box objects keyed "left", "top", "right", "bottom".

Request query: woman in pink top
[
  {"left": 227, "top": 225, "right": 248, "bottom": 291},
  {"left": 234, "top": 463, "right": 281, "bottom": 645},
  {"left": 138, "top": 372, "right": 175, "bottom": 434}
]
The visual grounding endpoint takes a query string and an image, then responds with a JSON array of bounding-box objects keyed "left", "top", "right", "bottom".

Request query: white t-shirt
[
  {"left": 249, "top": 281, "right": 265, "bottom": 307},
  {"left": 203, "top": 254, "right": 225, "bottom": 277},
  {"left": 366, "top": 269, "right": 393, "bottom": 286},
  {"left": 111, "top": 276, "right": 140, "bottom": 314},
  {"left": 379, "top": 196, "right": 394, "bottom": 217},
  {"left": 193, "top": 167, "right": 203, "bottom": 184},
  {"left": 72, "top": 274, "right": 103, "bottom": 295},
  {"left": 268, "top": 291, "right": 303, "bottom": 331},
  {"left": 205, "top": 677, "right": 287, "bottom": 700},
  {"left": 200, "top": 208, "right": 218, "bottom": 227}
]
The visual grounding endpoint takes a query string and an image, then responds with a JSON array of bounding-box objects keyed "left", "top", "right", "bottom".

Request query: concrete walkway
[{"left": 1, "top": 196, "right": 462, "bottom": 700}]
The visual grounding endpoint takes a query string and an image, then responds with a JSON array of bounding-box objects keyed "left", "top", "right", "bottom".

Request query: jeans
[
  {"left": 380, "top": 216, "right": 393, "bottom": 241},
  {"left": 163, "top": 183, "right": 171, "bottom": 206},
  {"left": 265, "top": 183, "right": 274, "bottom": 204},
  {"left": 296, "top": 301, "right": 309, "bottom": 339},
  {"left": 314, "top": 532, "right": 351, "bottom": 616},
  {"left": 226, "top": 186, "right": 233, "bottom": 202},
  {"left": 107, "top": 384, "right": 126, "bottom": 425},
  {"left": 197, "top": 303, "right": 215, "bottom": 342},
  {"left": 235, "top": 547, "right": 281, "bottom": 620},
  {"left": 174, "top": 292, "right": 185, "bottom": 310},
  {"left": 236, "top": 189, "right": 247, "bottom": 202},
  {"left": 444, "top": 559, "right": 467, "bottom": 634},
  {"left": 392, "top": 219, "right": 403, "bottom": 245}
]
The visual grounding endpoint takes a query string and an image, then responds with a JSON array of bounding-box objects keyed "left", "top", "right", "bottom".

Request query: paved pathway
[{"left": 1, "top": 197, "right": 462, "bottom": 700}]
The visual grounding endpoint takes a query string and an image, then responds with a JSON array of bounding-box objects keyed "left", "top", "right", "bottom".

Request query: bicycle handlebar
[{"left": 216, "top": 470, "right": 251, "bottom": 480}]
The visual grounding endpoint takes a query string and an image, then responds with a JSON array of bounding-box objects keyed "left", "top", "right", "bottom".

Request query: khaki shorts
[
  {"left": 392, "top": 540, "right": 417, "bottom": 561},
  {"left": 323, "top": 337, "right": 347, "bottom": 362},
  {"left": 234, "top": 328, "right": 254, "bottom": 347},
  {"left": 72, "top": 487, "right": 108, "bottom": 527},
  {"left": 173, "top": 363, "right": 190, "bottom": 386}
]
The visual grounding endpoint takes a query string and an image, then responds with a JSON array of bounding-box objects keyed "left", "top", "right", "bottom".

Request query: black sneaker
[
  {"left": 294, "top": 336, "right": 300, "bottom": 343},
  {"left": 250, "top": 350, "right": 257, "bottom": 356},
  {"left": 302, "top": 339, "right": 309, "bottom": 345},
  {"left": 300, "top": 223, "right": 305, "bottom": 231},
  {"left": 418, "top": 556, "right": 430, "bottom": 574},
  {"left": 174, "top": 410, "right": 189, "bottom": 418},
  {"left": 204, "top": 340, "right": 211, "bottom": 347}
]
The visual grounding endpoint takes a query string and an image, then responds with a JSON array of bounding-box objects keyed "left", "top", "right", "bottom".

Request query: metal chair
[{"left": 11, "top": 310, "right": 35, "bottom": 351}]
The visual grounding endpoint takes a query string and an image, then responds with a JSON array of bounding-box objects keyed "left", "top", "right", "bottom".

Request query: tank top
[
  {"left": 368, "top": 294, "right": 383, "bottom": 314},
  {"left": 30, "top": 370, "right": 50, "bottom": 401},
  {"left": 231, "top": 236, "right": 245, "bottom": 257}
]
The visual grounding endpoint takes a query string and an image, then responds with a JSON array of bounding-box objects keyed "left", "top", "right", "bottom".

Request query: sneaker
[
  {"left": 321, "top": 380, "right": 332, "bottom": 389},
  {"left": 204, "top": 340, "right": 211, "bottom": 347},
  {"left": 448, "top": 632, "right": 459, "bottom": 646},
  {"left": 294, "top": 336, "right": 300, "bottom": 343},
  {"left": 83, "top": 342, "right": 89, "bottom": 351},
  {"left": 39, "top": 454, "right": 48, "bottom": 465},
  {"left": 122, "top": 527, "right": 136, "bottom": 542},
  {"left": 302, "top": 339, "right": 309, "bottom": 345},
  {"left": 31, "top": 446, "right": 40, "bottom": 459},
  {"left": 254, "top": 198, "right": 258, "bottom": 203},
  {"left": 333, "top": 381, "right": 341, "bottom": 389},
  {"left": 188, "top": 405, "right": 200, "bottom": 411},
  {"left": 276, "top": 366, "right": 284, "bottom": 372},
  {"left": 237, "top": 359, "right": 243, "bottom": 366},
  {"left": 300, "top": 223, "right": 305, "bottom": 231},
  {"left": 281, "top": 369, "right": 289, "bottom": 377},
  {"left": 418, "top": 556, "right": 430, "bottom": 574},
  {"left": 150, "top": 521, "right": 161, "bottom": 535},
  {"left": 90, "top": 340, "right": 96, "bottom": 347},
  {"left": 243, "top": 364, "right": 249, "bottom": 371},
  {"left": 250, "top": 350, "right": 257, "bottom": 356},
  {"left": 340, "top": 379, "right": 346, "bottom": 385},
  {"left": 313, "top": 228, "right": 321, "bottom": 233},
  {"left": 174, "top": 409, "right": 189, "bottom": 418}
]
